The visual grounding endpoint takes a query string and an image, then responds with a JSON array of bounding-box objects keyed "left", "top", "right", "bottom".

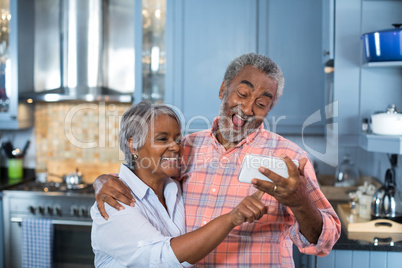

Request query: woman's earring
[{"left": 130, "top": 154, "right": 138, "bottom": 169}]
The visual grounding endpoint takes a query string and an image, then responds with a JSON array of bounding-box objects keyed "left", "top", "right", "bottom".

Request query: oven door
[{"left": 8, "top": 218, "right": 94, "bottom": 268}]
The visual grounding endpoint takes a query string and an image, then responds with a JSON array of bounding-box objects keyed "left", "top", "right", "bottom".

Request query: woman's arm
[
  {"left": 171, "top": 190, "right": 269, "bottom": 264},
  {"left": 92, "top": 190, "right": 269, "bottom": 266}
]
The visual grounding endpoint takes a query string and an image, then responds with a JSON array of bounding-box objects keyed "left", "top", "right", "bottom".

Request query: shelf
[
  {"left": 359, "top": 133, "right": 402, "bottom": 154},
  {"left": 362, "top": 61, "right": 402, "bottom": 68}
]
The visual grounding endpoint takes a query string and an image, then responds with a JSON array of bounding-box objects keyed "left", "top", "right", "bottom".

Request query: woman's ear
[{"left": 128, "top": 138, "right": 138, "bottom": 155}]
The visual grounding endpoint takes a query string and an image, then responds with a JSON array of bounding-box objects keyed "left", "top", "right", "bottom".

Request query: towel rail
[{"left": 10, "top": 217, "right": 92, "bottom": 226}]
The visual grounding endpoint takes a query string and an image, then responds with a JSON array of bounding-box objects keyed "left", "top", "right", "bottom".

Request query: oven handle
[{"left": 10, "top": 217, "right": 92, "bottom": 226}]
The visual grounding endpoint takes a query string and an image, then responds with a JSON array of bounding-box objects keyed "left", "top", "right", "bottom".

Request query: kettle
[{"left": 371, "top": 168, "right": 402, "bottom": 223}]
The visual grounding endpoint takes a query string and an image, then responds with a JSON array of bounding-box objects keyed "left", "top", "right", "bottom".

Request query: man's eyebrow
[
  {"left": 240, "top": 80, "right": 254, "bottom": 89},
  {"left": 263, "top": 92, "right": 273, "bottom": 99},
  {"left": 240, "top": 80, "right": 273, "bottom": 99}
]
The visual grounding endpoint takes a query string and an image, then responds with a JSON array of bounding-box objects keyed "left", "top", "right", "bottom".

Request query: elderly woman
[{"left": 91, "top": 101, "right": 267, "bottom": 267}]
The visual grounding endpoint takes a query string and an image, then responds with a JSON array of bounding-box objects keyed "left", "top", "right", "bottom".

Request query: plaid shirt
[{"left": 181, "top": 117, "right": 341, "bottom": 267}]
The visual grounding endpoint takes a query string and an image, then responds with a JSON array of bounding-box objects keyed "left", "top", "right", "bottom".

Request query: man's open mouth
[{"left": 232, "top": 114, "right": 246, "bottom": 128}]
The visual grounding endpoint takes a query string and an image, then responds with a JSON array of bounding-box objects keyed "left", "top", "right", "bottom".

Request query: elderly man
[{"left": 94, "top": 53, "right": 341, "bottom": 267}]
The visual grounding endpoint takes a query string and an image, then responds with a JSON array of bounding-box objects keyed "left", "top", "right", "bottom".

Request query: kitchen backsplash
[{"left": 35, "top": 102, "right": 131, "bottom": 183}]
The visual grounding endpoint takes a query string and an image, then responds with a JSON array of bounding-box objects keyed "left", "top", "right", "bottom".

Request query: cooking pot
[
  {"left": 362, "top": 24, "right": 402, "bottom": 62},
  {"left": 371, "top": 168, "right": 402, "bottom": 223},
  {"left": 63, "top": 169, "right": 84, "bottom": 188},
  {"left": 371, "top": 105, "right": 402, "bottom": 136}
]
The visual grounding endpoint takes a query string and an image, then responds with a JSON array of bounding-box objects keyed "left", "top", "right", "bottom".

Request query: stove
[
  {"left": 2, "top": 181, "right": 96, "bottom": 268},
  {"left": 12, "top": 181, "right": 94, "bottom": 193}
]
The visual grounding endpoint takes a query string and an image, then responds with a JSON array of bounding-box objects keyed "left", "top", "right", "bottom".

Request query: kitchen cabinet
[
  {"left": 316, "top": 250, "right": 401, "bottom": 268},
  {"left": 0, "top": 0, "right": 34, "bottom": 129},
  {"left": 322, "top": 0, "right": 335, "bottom": 64},
  {"left": 165, "top": 0, "right": 259, "bottom": 133},
  {"left": 163, "top": 0, "right": 325, "bottom": 134}
]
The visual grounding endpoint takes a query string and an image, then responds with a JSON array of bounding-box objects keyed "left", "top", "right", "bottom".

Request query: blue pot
[{"left": 362, "top": 24, "right": 402, "bottom": 62}]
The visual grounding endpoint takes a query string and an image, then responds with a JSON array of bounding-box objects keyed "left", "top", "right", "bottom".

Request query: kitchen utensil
[
  {"left": 35, "top": 172, "right": 47, "bottom": 183},
  {"left": 362, "top": 24, "right": 402, "bottom": 62},
  {"left": 12, "top": 148, "right": 23, "bottom": 158},
  {"left": 335, "top": 154, "right": 359, "bottom": 187},
  {"left": 1, "top": 141, "right": 14, "bottom": 158},
  {"left": 63, "top": 169, "right": 84, "bottom": 189},
  {"left": 371, "top": 168, "right": 402, "bottom": 223},
  {"left": 22, "top": 140, "right": 30, "bottom": 156},
  {"left": 371, "top": 105, "right": 402, "bottom": 136}
]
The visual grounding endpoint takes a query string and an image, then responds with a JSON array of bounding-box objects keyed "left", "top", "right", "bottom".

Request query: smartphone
[{"left": 238, "top": 154, "right": 299, "bottom": 183}]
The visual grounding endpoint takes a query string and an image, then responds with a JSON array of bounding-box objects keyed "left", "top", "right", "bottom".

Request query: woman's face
[{"left": 131, "top": 114, "right": 182, "bottom": 180}]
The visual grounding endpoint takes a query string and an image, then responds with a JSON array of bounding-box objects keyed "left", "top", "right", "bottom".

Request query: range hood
[
  {"left": 21, "top": 87, "right": 133, "bottom": 103},
  {"left": 20, "top": 0, "right": 135, "bottom": 103}
]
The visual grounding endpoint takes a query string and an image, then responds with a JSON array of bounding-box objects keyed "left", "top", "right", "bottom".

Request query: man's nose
[{"left": 242, "top": 100, "right": 254, "bottom": 116}]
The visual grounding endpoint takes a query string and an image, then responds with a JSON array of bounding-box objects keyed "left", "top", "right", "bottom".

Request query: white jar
[{"left": 359, "top": 194, "right": 373, "bottom": 219}]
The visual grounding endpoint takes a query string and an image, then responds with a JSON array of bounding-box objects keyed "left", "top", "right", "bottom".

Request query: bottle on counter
[{"left": 335, "top": 154, "right": 359, "bottom": 187}]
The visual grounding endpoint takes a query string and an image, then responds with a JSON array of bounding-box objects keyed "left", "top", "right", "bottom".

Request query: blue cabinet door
[
  {"left": 166, "top": 0, "right": 258, "bottom": 133},
  {"left": 166, "top": 0, "right": 325, "bottom": 134},
  {"left": 257, "top": 0, "right": 325, "bottom": 135},
  {"left": 316, "top": 249, "right": 402, "bottom": 268}
]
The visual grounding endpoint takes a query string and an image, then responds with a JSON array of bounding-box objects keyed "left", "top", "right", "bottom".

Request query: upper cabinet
[
  {"left": 0, "top": 0, "right": 34, "bottom": 129},
  {"left": 322, "top": 0, "right": 335, "bottom": 64},
  {"left": 164, "top": 0, "right": 326, "bottom": 134},
  {"left": 165, "top": 0, "right": 259, "bottom": 133}
]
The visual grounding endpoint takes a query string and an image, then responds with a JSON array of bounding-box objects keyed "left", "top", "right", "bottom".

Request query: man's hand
[
  {"left": 93, "top": 174, "right": 135, "bottom": 220},
  {"left": 251, "top": 155, "right": 323, "bottom": 244},
  {"left": 251, "top": 155, "right": 309, "bottom": 209},
  {"left": 228, "top": 190, "right": 276, "bottom": 226}
]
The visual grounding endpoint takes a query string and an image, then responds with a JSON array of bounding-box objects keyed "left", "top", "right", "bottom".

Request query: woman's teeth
[{"left": 162, "top": 157, "right": 178, "bottom": 161}]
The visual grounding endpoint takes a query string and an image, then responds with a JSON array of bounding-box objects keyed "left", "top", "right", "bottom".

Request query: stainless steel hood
[
  {"left": 20, "top": 0, "right": 135, "bottom": 103},
  {"left": 21, "top": 87, "right": 133, "bottom": 102}
]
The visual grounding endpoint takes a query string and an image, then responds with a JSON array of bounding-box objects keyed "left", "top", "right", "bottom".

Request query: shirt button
[
  {"left": 212, "top": 188, "right": 216, "bottom": 192},
  {"left": 203, "top": 221, "right": 207, "bottom": 225},
  {"left": 222, "top": 156, "right": 227, "bottom": 160}
]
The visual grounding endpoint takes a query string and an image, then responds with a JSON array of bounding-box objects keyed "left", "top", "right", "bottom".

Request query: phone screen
[{"left": 238, "top": 154, "right": 299, "bottom": 183}]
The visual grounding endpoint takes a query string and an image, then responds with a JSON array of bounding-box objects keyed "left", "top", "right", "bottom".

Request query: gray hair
[
  {"left": 119, "top": 101, "right": 181, "bottom": 166},
  {"left": 223, "top": 53, "right": 285, "bottom": 109}
]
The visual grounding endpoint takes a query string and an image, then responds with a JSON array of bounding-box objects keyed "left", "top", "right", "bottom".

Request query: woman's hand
[
  {"left": 228, "top": 190, "right": 272, "bottom": 226},
  {"left": 93, "top": 174, "right": 135, "bottom": 220}
]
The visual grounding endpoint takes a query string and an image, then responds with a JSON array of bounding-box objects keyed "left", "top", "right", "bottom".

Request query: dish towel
[{"left": 21, "top": 218, "right": 54, "bottom": 268}]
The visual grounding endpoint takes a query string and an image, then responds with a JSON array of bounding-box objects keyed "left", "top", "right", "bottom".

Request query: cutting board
[
  {"left": 46, "top": 160, "right": 122, "bottom": 184},
  {"left": 337, "top": 203, "right": 402, "bottom": 243}
]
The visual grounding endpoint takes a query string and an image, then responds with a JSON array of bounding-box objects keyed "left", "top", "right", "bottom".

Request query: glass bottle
[{"left": 335, "top": 154, "right": 359, "bottom": 187}]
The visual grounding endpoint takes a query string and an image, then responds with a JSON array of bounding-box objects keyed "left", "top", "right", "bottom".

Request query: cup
[
  {"left": 8, "top": 158, "right": 23, "bottom": 184},
  {"left": 359, "top": 194, "right": 372, "bottom": 219}
]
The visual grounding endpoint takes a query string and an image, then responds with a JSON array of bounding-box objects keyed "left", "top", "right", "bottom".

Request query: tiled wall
[{"left": 35, "top": 102, "right": 131, "bottom": 182}]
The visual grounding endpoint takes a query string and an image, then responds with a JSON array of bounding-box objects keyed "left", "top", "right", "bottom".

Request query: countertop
[
  {"left": 334, "top": 227, "right": 402, "bottom": 252},
  {"left": 1, "top": 171, "right": 401, "bottom": 252},
  {"left": 330, "top": 200, "right": 402, "bottom": 252},
  {"left": 0, "top": 167, "right": 35, "bottom": 191}
]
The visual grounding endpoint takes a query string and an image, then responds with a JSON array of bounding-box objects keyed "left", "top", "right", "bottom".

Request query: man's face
[{"left": 218, "top": 65, "right": 277, "bottom": 145}]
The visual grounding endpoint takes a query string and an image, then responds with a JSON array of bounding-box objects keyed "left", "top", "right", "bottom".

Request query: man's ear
[
  {"left": 128, "top": 138, "right": 138, "bottom": 155},
  {"left": 219, "top": 81, "right": 226, "bottom": 100}
]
